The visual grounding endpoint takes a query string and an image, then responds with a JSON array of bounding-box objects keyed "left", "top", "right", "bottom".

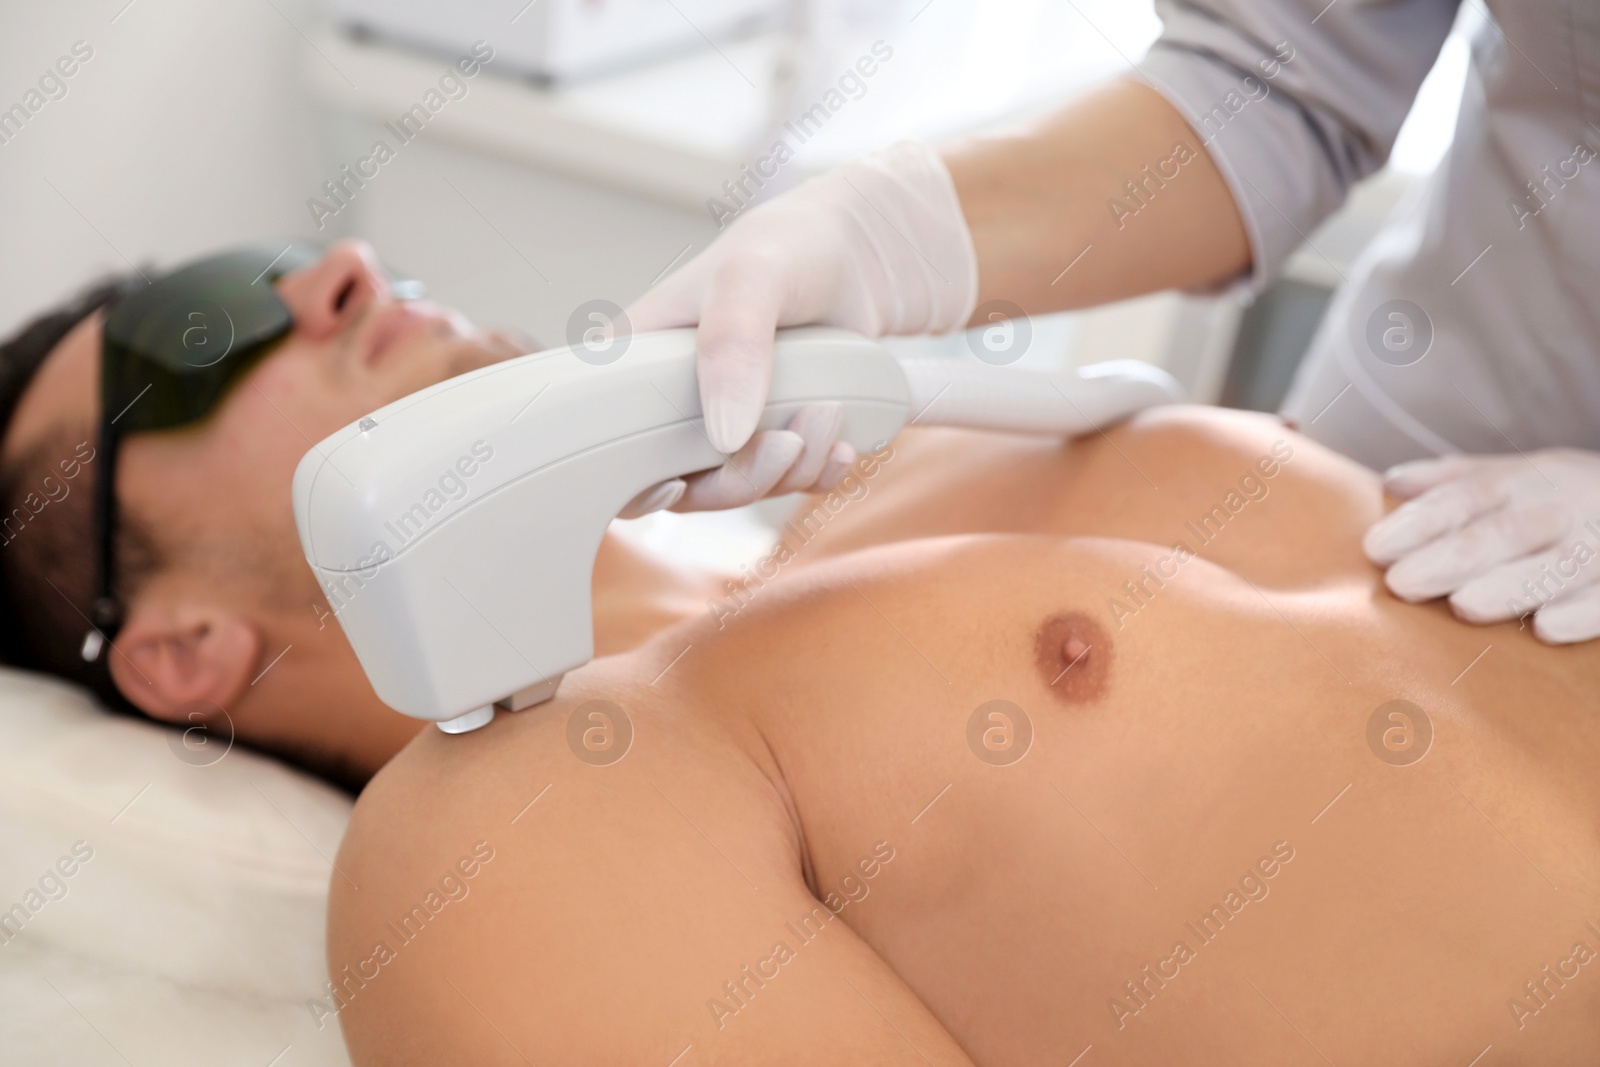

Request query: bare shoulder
[{"left": 326, "top": 651, "right": 976, "bottom": 1065}]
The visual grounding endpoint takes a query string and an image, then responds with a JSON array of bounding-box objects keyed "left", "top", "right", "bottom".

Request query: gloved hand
[
  {"left": 1363, "top": 449, "right": 1600, "bottom": 644},
  {"left": 615, "top": 401, "right": 858, "bottom": 518},
  {"left": 618, "top": 140, "right": 979, "bottom": 517}
]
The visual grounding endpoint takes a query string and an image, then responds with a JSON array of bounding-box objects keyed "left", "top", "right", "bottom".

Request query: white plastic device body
[{"left": 292, "top": 327, "right": 1182, "bottom": 733}]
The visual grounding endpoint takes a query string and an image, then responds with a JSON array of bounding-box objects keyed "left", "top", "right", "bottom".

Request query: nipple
[{"left": 1034, "top": 612, "right": 1111, "bottom": 705}]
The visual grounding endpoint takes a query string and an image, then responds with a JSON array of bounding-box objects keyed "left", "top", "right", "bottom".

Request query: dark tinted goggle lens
[{"left": 101, "top": 244, "right": 320, "bottom": 433}]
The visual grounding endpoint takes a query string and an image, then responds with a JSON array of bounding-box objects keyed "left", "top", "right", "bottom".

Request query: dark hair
[
  {"left": 0, "top": 272, "right": 162, "bottom": 711},
  {"left": 0, "top": 268, "right": 371, "bottom": 795}
]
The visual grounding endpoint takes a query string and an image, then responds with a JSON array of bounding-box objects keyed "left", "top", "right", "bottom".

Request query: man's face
[
  {"left": 138, "top": 241, "right": 523, "bottom": 587},
  {"left": 4, "top": 240, "right": 528, "bottom": 777}
]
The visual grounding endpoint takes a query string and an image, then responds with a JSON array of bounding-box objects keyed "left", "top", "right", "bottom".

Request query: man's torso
[{"left": 332, "top": 409, "right": 1600, "bottom": 1065}]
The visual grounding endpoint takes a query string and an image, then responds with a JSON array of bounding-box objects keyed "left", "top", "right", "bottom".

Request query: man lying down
[
  {"left": 0, "top": 239, "right": 829, "bottom": 788},
  {"left": 333, "top": 402, "right": 1600, "bottom": 1064},
  {"left": 3, "top": 243, "right": 1597, "bottom": 1064}
]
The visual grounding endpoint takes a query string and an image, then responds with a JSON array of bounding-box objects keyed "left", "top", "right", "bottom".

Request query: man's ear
[{"left": 106, "top": 597, "right": 263, "bottom": 723}]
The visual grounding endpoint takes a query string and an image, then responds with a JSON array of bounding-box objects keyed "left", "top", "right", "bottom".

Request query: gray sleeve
[{"left": 1136, "top": 0, "right": 1460, "bottom": 291}]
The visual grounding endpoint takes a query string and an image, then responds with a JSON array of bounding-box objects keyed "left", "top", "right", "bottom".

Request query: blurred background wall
[
  {"left": 0, "top": 0, "right": 1470, "bottom": 402},
  {"left": 0, "top": 0, "right": 327, "bottom": 332}
]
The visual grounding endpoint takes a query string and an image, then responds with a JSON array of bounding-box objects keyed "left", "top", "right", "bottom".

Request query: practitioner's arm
[
  {"left": 628, "top": 0, "right": 1456, "bottom": 471},
  {"left": 944, "top": 77, "right": 1249, "bottom": 316},
  {"left": 627, "top": 76, "right": 1249, "bottom": 458}
]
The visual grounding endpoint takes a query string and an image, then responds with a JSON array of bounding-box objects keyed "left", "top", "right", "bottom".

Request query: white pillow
[{"left": 0, "top": 667, "right": 354, "bottom": 1066}]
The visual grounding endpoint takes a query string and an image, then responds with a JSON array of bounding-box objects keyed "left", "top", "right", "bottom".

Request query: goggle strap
[{"left": 83, "top": 417, "right": 120, "bottom": 662}]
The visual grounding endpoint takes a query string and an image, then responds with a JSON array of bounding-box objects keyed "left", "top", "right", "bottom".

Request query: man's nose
[{"left": 275, "top": 239, "right": 391, "bottom": 341}]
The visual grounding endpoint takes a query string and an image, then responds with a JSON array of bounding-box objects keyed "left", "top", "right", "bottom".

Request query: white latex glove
[
  {"left": 619, "top": 140, "right": 979, "bottom": 516},
  {"left": 1363, "top": 449, "right": 1600, "bottom": 644},
  {"left": 615, "top": 401, "right": 857, "bottom": 518}
]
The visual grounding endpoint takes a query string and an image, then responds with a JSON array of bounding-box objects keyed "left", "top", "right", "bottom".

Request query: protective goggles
[{"left": 82, "top": 243, "right": 421, "bottom": 668}]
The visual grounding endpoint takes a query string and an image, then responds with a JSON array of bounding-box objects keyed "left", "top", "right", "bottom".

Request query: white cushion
[{"left": 0, "top": 667, "right": 354, "bottom": 1065}]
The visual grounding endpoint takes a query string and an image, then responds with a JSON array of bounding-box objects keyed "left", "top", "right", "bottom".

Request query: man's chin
[
  {"left": 385, "top": 326, "right": 541, "bottom": 402},
  {"left": 419, "top": 329, "right": 524, "bottom": 388},
  {"left": 484, "top": 327, "right": 541, "bottom": 360},
  {"left": 441, "top": 330, "right": 527, "bottom": 381}
]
